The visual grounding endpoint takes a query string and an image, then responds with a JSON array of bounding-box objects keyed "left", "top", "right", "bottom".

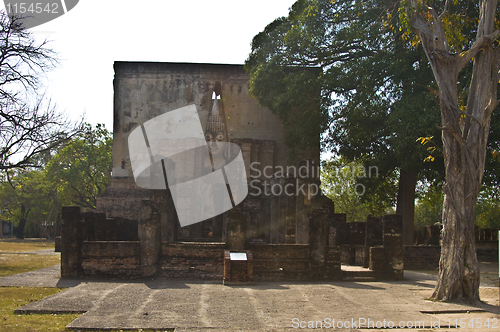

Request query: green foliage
[
  {"left": 414, "top": 182, "right": 444, "bottom": 227},
  {"left": 0, "top": 123, "right": 112, "bottom": 237},
  {"left": 415, "top": 182, "right": 500, "bottom": 229},
  {"left": 45, "top": 123, "right": 112, "bottom": 209},
  {"left": 475, "top": 194, "right": 500, "bottom": 229},
  {"left": 483, "top": 109, "right": 500, "bottom": 198},
  {"left": 247, "top": 0, "right": 499, "bottom": 228},
  {"left": 0, "top": 168, "right": 56, "bottom": 237},
  {"left": 245, "top": 0, "right": 444, "bottom": 207},
  {"left": 321, "top": 157, "right": 394, "bottom": 222}
]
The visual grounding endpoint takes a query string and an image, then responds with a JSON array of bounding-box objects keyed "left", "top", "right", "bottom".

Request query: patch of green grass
[
  {"left": 0, "top": 239, "right": 55, "bottom": 252},
  {"left": 0, "top": 286, "right": 173, "bottom": 331},
  {"left": 0, "top": 286, "right": 80, "bottom": 331},
  {"left": 0, "top": 254, "right": 60, "bottom": 277}
]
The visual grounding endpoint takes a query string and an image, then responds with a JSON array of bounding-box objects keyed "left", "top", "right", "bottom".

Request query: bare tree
[
  {"left": 0, "top": 10, "right": 81, "bottom": 171},
  {"left": 406, "top": 0, "right": 499, "bottom": 302}
]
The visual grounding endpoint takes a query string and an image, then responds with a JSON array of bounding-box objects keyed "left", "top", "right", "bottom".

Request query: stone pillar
[
  {"left": 160, "top": 209, "right": 175, "bottom": 243},
  {"left": 225, "top": 209, "right": 247, "bottom": 250},
  {"left": 295, "top": 177, "right": 310, "bottom": 244},
  {"left": 61, "top": 206, "right": 82, "bottom": 277},
  {"left": 309, "top": 208, "right": 330, "bottom": 276},
  {"left": 382, "top": 214, "right": 404, "bottom": 280},
  {"left": 240, "top": 140, "right": 252, "bottom": 180},
  {"left": 296, "top": 160, "right": 311, "bottom": 244},
  {"left": 259, "top": 141, "right": 275, "bottom": 180},
  {"left": 285, "top": 177, "right": 297, "bottom": 244},
  {"left": 260, "top": 194, "right": 271, "bottom": 243},
  {"left": 270, "top": 185, "right": 279, "bottom": 244},
  {"left": 250, "top": 140, "right": 260, "bottom": 178},
  {"left": 364, "top": 215, "right": 382, "bottom": 268},
  {"left": 244, "top": 196, "right": 260, "bottom": 241},
  {"left": 427, "top": 224, "right": 441, "bottom": 245},
  {"left": 138, "top": 199, "right": 161, "bottom": 277},
  {"left": 160, "top": 168, "right": 179, "bottom": 243},
  {"left": 277, "top": 178, "right": 286, "bottom": 244}
]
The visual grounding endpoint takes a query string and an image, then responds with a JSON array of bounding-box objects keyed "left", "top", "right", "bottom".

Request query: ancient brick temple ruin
[{"left": 60, "top": 62, "right": 405, "bottom": 282}]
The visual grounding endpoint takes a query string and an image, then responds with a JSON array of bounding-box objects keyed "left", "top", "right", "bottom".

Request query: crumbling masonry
[{"left": 60, "top": 62, "right": 404, "bottom": 282}]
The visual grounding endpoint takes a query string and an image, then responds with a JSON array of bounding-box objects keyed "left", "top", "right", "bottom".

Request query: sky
[{"left": 3, "top": 0, "right": 297, "bottom": 131}]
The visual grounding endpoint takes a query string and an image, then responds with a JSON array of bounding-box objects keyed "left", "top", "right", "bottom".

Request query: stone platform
[{"left": 4, "top": 264, "right": 498, "bottom": 331}]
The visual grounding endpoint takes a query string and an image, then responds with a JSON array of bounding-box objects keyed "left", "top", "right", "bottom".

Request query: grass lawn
[
  {"left": 0, "top": 238, "right": 59, "bottom": 277},
  {"left": 0, "top": 254, "right": 60, "bottom": 277},
  {"left": 0, "top": 239, "right": 55, "bottom": 252},
  {"left": 0, "top": 286, "right": 80, "bottom": 331},
  {"left": 0, "top": 287, "right": 171, "bottom": 332}
]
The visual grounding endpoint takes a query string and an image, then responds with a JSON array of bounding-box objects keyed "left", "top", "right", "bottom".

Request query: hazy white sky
[{"left": 3, "top": 0, "right": 296, "bottom": 131}]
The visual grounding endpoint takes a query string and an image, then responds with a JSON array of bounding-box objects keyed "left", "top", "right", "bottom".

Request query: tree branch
[{"left": 458, "top": 30, "right": 500, "bottom": 69}]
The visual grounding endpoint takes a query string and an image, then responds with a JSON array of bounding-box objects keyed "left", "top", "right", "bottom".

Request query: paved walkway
[
  {"left": 1, "top": 262, "right": 498, "bottom": 331},
  {"left": 0, "top": 248, "right": 60, "bottom": 255}
]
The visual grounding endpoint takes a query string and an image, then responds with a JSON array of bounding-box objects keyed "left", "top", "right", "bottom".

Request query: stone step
[
  {"left": 342, "top": 276, "right": 377, "bottom": 281},
  {"left": 341, "top": 269, "right": 378, "bottom": 281}
]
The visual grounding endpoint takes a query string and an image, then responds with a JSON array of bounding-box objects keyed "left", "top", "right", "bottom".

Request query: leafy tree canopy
[{"left": 0, "top": 123, "right": 112, "bottom": 238}]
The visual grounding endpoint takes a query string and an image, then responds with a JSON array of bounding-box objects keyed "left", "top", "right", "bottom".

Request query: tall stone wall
[
  {"left": 97, "top": 62, "right": 320, "bottom": 226},
  {"left": 110, "top": 62, "right": 308, "bottom": 179}
]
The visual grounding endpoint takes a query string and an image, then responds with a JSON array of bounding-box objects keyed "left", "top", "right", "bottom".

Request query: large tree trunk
[
  {"left": 408, "top": 0, "right": 499, "bottom": 301},
  {"left": 396, "top": 170, "right": 418, "bottom": 245},
  {"left": 17, "top": 218, "right": 26, "bottom": 239}
]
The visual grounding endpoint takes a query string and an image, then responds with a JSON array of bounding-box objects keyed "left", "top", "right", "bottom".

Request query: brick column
[
  {"left": 260, "top": 194, "right": 271, "bottom": 243},
  {"left": 309, "top": 208, "right": 330, "bottom": 277},
  {"left": 277, "top": 178, "right": 286, "bottom": 244},
  {"left": 160, "top": 185, "right": 178, "bottom": 243},
  {"left": 61, "top": 206, "right": 82, "bottom": 277},
  {"left": 138, "top": 199, "right": 161, "bottom": 277},
  {"left": 250, "top": 140, "right": 260, "bottom": 178},
  {"left": 259, "top": 141, "right": 275, "bottom": 180},
  {"left": 240, "top": 140, "right": 252, "bottom": 180},
  {"left": 296, "top": 161, "right": 312, "bottom": 244},
  {"left": 225, "top": 209, "right": 247, "bottom": 250},
  {"left": 285, "top": 177, "right": 297, "bottom": 244},
  {"left": 364, "top": 215, "right": 382, "bottom": 268},
  {"left": 382, "top": 214, "right": 404, "bottom": 280},
  {"left": 270, "top": 183, "right": 279, "bottom": 244}
]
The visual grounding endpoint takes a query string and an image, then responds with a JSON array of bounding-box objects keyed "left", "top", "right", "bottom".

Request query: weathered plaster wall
[{"left": 111, "top": 61, "right": 294, "bottom": 178}]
